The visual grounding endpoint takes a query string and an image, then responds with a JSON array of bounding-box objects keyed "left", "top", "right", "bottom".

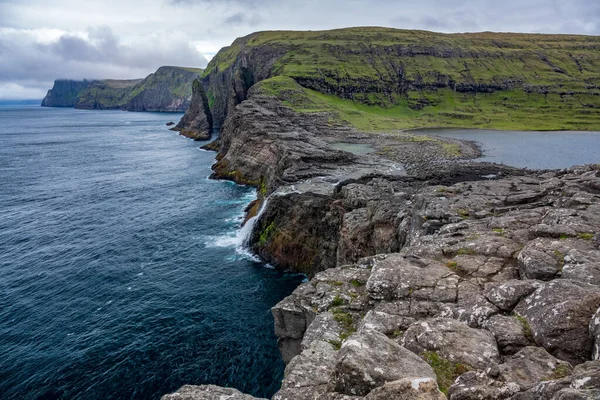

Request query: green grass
[
  {"left": 577, "top": 233, "right": 594, "bottom": 240},
  {"left": 544, "top": 364, "right": 573, "bottom": 381},
  {"left": 456, "top": 248, "right": 477, "bottom": 256},
  {"left": 253, "top": 76, "right": 600, "bottom": 131},
  {"left": 330, "top": 295, "right": 344, "bottom": 308},
  {"left": 350, "top": 279, "right": 363, "bottom": 287},
  {"left": 203, "top": 27, "right": 600, "bottom": 131},
  {"left": 515, "top": 314, "right": 534, "bottom": 341},
  {"left": 421, "top": 351, "right": 470, "bottom": 395}
]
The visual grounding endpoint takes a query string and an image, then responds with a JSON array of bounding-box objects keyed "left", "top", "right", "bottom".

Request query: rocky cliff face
[
  {"left": 164, "top": 28, "right": 600, "bottom": 399},
  {"left": 175, "top": 27, "right": 600, "bottom": 136},
  {"left": 41, "top": 79, "right": 96, "bottom": 107},
  {"left": 41, "top": 66, "right": 202, "bottom": 112},
  {"left": 171, "top": 79, "right": 213, "bottom": 140}
]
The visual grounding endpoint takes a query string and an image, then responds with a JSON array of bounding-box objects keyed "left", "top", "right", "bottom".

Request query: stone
[
  {"left": 331, "top": 329, "right": 436, "bottom": 396},
  {"left": 484, "top": 280, "right": 538, "bottom": 312},
  {"left": 518, "top": 246, "right": 561, "bottom": 280},
  {"left": 402, "top": 318, "right": 500, "bottom": 369},
  {"left": 273, "top": 340, "right": 337, "bottom": 400},
  {"left": 366, "top": 254, "right": 457, "bottom": 301},
  {"left": 498, "top": 347, "right": 573, "bottom": 390},
  {"left": 514, "top": 280, "right": 600, "bottom": 365},
  {"left": 512, "top": 361, "right": 600, "bottom": 400},
  {"left": 364, "top": 377, "right": 446, "bottom": 399},
  {"left": 448, "top": 371, "right": 520, "bottom": 400},
  {"left": 562, "top": 249, "right": 600, "bottom": 285},
  {"left": 589, "top": 307, "right": 600, "bottom": 361},
  {"left": 483, "top": 315, "right": 531, "bottom": 355},
  {"left": 160, "top": 385, "right": 264, "bottom": 400}
]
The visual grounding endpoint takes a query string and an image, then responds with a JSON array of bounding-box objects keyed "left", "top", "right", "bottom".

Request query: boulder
[
  {"left": 498, "top": 347, "right": 572, "bottom": 390},
  {"left": 514, "top": 280, "right": 600, "bottom": 365},
  {"left": 161, "top": 385, "right": 264, "bottom": 400},
  {"left": 448, "top": 371, "right": 520, "bottom": 400},
  {"left": 483, "top": 315, "right": 531, "bottom": 355},
  {"left": 364, "top": 377, "right": 446, "bottom": 399},
  {"left": 512, "top": 361, "right": 600, "bottom": 400},
  {"left": 273, "top": 340, "right": 337, "bottom": 400},
  {"left": 484, "top": 280, "right": 538, "bottom": 312},
  {"left": 518, "top": 246, "right": 561, "bottom": 280},
  {"left": 402, "top": 318, "right": 500, "bottom": 369},
  {"left": 331, "top": 329, "right": 436, "bottom": 396}
]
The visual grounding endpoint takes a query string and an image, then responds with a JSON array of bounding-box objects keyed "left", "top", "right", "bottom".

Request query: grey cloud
[
  {"left": 223, "top": 12, "right": 262, "bottom": 26},
  {"left": 0, "top": 26, "right": 208, "bottom": 99},
  {"left": 2, "top": 0, "right": 600, "bottom": 99}
]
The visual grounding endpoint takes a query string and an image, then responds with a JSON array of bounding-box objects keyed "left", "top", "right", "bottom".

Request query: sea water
[{"left": 0, "top": 104, "right": 303, "bottom": 399}]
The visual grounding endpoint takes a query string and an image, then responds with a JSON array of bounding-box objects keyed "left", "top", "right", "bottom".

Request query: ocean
[{"left": 0, "top": 104, "right": 302, "bottom": 399}]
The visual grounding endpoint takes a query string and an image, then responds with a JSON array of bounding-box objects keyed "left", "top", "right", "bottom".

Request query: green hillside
[{"left": 204, "top": 27, "right": 600, "bottom": 130}]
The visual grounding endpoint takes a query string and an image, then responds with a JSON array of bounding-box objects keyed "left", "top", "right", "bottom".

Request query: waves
[{"left": 0, "top": 106, "right": 302, "bottom": 399}]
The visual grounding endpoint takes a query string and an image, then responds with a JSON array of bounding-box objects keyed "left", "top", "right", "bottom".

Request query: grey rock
[
  {"left": 483, "top": 315, "right": 531, "bottom": 355},
  {"left": 484, "top": 280, "right": 538, "bottom": 312},
  {"left": 514, "top": 280, "right": 600, "bottom": 365},
  {"left": 562, "top": 249, "right": 600, "bottom": 285},
  {"left": 402, "top": 318, "right": 500, "bottom": 369},
  {"left": 498, "top": 347, "right": 572, "bottom": 390},
  {"left": 366, "top": 254, "right": 457, "bottom": 302},
  {"left": 331, "top": 329, "right": 436, "bottom": 396},
  {"left": 589, "top": 307, "right": 600, "bottom": 361},
  {"left": 273, "top": 340, "right": 337, "bottom": 400},
  {"left": 160, "top": 385, "right": 264, "bottom": 400},
  {"left": 364, "top": 377, "right": 446, "bottom": 399},
  {"left": 512, "top": 361, "right": 600, "bottom": 400},
  {"left": 518, "top": 246, "right": 561, "bottom": 280},
  {"left": 448, "top": 371, "right": 520, "bottom": 400}
]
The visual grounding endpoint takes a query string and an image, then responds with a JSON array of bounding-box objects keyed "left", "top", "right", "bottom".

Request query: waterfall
[{"left": 237, "top": 195, "right": 270, "bottom": 250}]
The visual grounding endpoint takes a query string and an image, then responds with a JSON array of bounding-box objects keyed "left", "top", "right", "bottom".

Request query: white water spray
[{"left": 204, "top": 194, "right": 271, "bottom": 261}]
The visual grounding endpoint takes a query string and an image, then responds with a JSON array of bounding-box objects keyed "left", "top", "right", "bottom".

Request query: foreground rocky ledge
[{"left": 163, "top": 164, "right": 600, "bottom": 399}]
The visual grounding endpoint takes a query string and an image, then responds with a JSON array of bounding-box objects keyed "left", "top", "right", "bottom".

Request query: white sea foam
[{"left": 204, "top": 195, "right": 271, "bottom": 262}]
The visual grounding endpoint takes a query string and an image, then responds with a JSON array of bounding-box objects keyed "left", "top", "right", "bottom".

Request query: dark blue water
[
  {"left": 0, "top": 105, "right": 302, "bottom": 399},
  {"left": 416, "top": 128, "right": 600, "bottom": 169}
]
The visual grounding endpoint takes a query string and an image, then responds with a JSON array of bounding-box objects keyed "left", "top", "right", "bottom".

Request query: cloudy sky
[{"left": 0, "top": 0, "right": 598, "bottom": 99}]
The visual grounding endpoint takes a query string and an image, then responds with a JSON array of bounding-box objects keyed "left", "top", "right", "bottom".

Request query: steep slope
[
  {"left": 41, "top": 80, "right": 96, "bottom": 107},
  {"left": 73, "top": 79, "right": 143, "bottom": 110},
  {"left": 124, "top": 66, "right": 204, "bottom": 112},
  {"left": 41, "top": 66, "right": 202, "bottom": 112},
  {"left": 176, "top": 27, "right": 600, "bottom": 137}
]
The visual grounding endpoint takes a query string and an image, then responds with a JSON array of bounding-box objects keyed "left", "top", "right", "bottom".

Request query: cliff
[
  {"left": 165, "top": 27, "right": 600, "bottom": 399},
  {"left": 41, "top": 66, "right": 202, "bottom": 112},
  {"left": 41, "top": 79, "right": 96, "bottom": 107},
  {"left": 174, "top": 27, "right": 600, "bottom": 138}
]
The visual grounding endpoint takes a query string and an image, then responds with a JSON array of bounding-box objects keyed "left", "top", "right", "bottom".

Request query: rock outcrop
[
  {"left": 171, "top": 79, "right": 213, "bottom": 140},
  {"left": 164, "top": 27, "right": 600, "bottom": 400},
  {"left": 41, "top": 79, "right": 96, "bottom": 107},
  {"left": 41, "top": 66, "right": 202, "bottom": 112}
]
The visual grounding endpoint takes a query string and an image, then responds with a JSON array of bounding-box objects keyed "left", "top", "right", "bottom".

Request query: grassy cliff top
[
  {"left": 205, "top": 27, "right": 600, "bottom": 131},
  {"left": 204, "top": 27, "right": 600, "bottom": 85}
]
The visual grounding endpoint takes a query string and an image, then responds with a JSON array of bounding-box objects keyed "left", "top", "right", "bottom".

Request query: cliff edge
[{"left": 41, "top": 66, "right": 202, "bottom": 112}]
